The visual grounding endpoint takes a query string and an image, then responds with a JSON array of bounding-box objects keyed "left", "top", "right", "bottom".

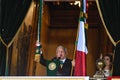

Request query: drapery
[
  {"left": 96, "top": 0, "right": 120, "bottom": 75},
  {"left": 0, "top": 0, "right": 32, "bottom": 75}
]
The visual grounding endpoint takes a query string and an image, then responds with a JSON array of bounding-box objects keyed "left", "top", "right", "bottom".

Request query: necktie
[{"left": 60, "top": 61, "right": 63, "bottom": 68}]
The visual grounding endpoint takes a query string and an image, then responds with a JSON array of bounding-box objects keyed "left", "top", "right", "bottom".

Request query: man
[{"left": 40, "top": 45, "right": 74, "bottom": 76}]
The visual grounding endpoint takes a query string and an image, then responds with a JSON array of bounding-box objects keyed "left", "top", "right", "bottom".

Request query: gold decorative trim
[
  {"left": 84, "top": 13, "right": 88, "bottom": 19},
  {"left": 116, "top": 40, "right": 120, "bottom": 45},
  {"left": 80, "top": 12, "right": 84, "bottom": 18},
  {"left": 96, "top": 0, "right": 116, "bottom": 46},
  {"left": 84, "top": 23, "right": 88, "bottom": 29},
  {"left": 80, "top": 12, "right": 88, "bottom": 19},
  {"left": 0, "top": 36, "right": 7, "bottom": 47}
]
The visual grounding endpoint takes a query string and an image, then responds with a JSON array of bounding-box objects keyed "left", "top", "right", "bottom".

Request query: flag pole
[
  {"left": 34, "top": 0, "right": 43, "bottom": 61},
  {"left": 70, "top": 0, "right": 84, "bottom": 76},
  {"left": 70, "top": 0, "right": 88, "bottom": 76},
  {"left": 33, "top": 0, "right": 43, "bottom": 75},
  {"left": 70, "top": 15, "right": 80, "bottom": 76}
]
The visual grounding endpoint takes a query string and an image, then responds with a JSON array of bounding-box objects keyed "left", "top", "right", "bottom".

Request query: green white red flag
[{"left": 74, "top": 0, "right": 88, "bottom": 76}]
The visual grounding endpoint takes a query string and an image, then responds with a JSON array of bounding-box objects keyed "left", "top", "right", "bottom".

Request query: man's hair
[{"left": 56, "top": 45, "right": 67, "bottom": 54}]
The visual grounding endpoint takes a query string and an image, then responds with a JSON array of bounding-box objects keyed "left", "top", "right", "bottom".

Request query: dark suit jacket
[{"left": 40, "top": 54, "right": 72, "bottom": 76}]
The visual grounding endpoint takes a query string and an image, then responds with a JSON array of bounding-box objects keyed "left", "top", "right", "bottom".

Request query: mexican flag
[
  {"left": 74, "top": 0, "right": 88, "bottom": 76},
  {"left": 74, "top": 21, "right": 88, "bottom": 76}
]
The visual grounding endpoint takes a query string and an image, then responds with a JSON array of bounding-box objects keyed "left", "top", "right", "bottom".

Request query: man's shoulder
[
  {"left": 64, "top": 58, "right": 72, "bottom": 66},
  {"left": 52, "top": 57, "right": 57, "bottom": 60},
  {"left": 66, "top": 58, "right": 72, "bottom": 62}
]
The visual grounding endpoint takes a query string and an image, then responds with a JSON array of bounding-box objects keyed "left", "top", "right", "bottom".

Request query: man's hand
[
  {"left": 34, "top": 54, "right": 40, "bottom": 62},
  {"left": 71, "top": 59, "right": 75, "bottom": 67}
]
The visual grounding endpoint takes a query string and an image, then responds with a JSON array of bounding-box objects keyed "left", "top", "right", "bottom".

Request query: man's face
[{"left": 56, "top": 47, "right": 66, "bottom": 60}]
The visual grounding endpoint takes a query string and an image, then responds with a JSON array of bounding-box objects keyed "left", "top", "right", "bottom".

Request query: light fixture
[{"left": 70, "top": 1, "right": 81, "bottom": 7}]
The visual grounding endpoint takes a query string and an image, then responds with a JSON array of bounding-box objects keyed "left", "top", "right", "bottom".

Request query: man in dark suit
[{"left": 40, "top": 45, "right": 74, "bottom": 76}]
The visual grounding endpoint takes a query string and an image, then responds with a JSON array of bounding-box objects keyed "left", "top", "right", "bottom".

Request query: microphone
[
  {"left": 58, "top": 54, "right": 62, "bottom": 60},
  {"left": 58, "top": 57, "right": 61, "bottom": 60}
]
